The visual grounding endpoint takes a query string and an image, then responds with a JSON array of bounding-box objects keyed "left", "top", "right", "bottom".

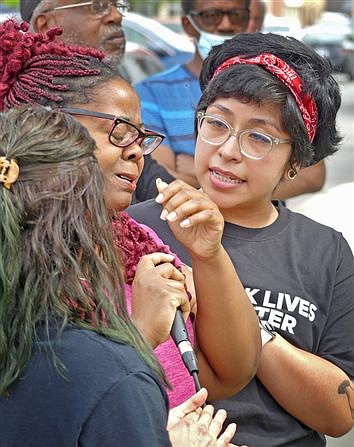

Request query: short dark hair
[
  {"left": 181, "top": 0, "right": 250, "bottom": 15},
  {"left": 198, "top": 32, "right": 341, "bottom": 167}
]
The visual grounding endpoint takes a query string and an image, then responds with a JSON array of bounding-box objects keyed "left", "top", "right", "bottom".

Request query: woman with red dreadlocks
[
  {"left": 0, "top": 18, "right": 261, "bottom": 411},
  {"left": 128, "top": 31, "right": 354, "bottom": 446}
]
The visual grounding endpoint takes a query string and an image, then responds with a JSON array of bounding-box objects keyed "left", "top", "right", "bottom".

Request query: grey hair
[{"left": 30, "top": 0, "right": 56, "bottom": 28}]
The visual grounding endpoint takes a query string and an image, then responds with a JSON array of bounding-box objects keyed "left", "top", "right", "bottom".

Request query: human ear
[
  {"left": 32, "top": 12, "right": 58, "bottom": 33},
  {"left": 181, "top": 15, "right": 200, "bottom": 39}
]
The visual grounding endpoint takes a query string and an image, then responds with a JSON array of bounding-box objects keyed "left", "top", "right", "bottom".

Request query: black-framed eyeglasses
[
  {"left": 190, "top": 8, "right": 249, "bottom": 27},
  {"left": 60, "top": 108, "right": 164, "bottom": 155},
  {"left": 197, "top": 112, "right": 291, "bottom": 160},
  {"left": 51, "top": 0, "right": 130, "bottom": 16}
]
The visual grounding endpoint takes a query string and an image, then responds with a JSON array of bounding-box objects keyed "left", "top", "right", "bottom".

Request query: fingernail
[
  {"left": 228, "top": 423, "right": 237, "bottom": 432},
  {"left": 166, "top": 211, "right": 177, "bottom": 222},
  {"left": 156, "top": 177, "right": 168, "bottom": 191},
  {"left": 155, "top": 193, "right": 164, "bottom": 203},
  {"left": 180, "top": 218, "right": 191, "bottom": 228},
  {"left": 160, "top": 209, "right": 168, "bottom": 221}
]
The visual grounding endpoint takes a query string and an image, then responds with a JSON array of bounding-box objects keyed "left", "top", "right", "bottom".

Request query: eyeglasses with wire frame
[
  {"left": 197, "top": 112, "right": 292, "bottom": 160},
  {"left": 189, "top": 8, "right": 249, "bottom": 27},
  {"left": 60, "top": 108, "right": 164, "bottom": 155},
  {"left": 50, "top": 0, "right": 130, "bottom": 16}
]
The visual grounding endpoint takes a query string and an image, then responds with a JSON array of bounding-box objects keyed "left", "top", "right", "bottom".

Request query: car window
[
  {"left": 121, "top": 52, "right": 163, "bottom": 84},
  {"left": 123, "top": 27, "right": 172, "bottom": 57}
]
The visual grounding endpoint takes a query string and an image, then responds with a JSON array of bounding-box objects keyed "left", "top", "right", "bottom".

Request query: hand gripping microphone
[{"left": 170, "top": 309, "right": 203, "bottom": 394}]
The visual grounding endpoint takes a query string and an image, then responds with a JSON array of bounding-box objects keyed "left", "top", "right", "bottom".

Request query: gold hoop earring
[{"left": 287, "top": 169, "right": 297, "bottom": 180}]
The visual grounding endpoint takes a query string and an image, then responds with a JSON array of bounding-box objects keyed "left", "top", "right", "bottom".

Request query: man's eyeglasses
[
  {"left": 190, "top": 8, "right": 249, "bottom": 27},
  {"left": 51, "top": 0, "right": 130, "bottom": 16},
  {"left": 197, "top": 112, "right": 291, "bottom": 160},
  {"left": 60, "top": 108, "right": 164, "bottom": 155}
]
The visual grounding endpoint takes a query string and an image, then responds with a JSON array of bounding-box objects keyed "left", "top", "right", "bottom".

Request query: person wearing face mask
[
  {"left": 135, "top": 0, "right": 327, "bottom": 201},
  {"left": 135, "top": 0, "right": 250, "bottom": 188}
]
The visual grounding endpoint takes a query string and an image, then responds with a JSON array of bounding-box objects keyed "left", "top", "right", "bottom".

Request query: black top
[
  {"left": 0, "top": 324, "right": 171, "bottom": 447},
  {"left": 128, "top": 199, "right": 354, "bottom": 446},
  {"left": 133, "top": 155, "right": 175, "bottom": 203}
]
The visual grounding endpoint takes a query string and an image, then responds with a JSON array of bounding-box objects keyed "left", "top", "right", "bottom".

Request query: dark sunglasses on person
[
  {"left": 190, "top": 8, "right": 249, "bottom": 27},
  {"left": 59, "top": 108, "right": 165, "bottom": 155},
  {"left": 49, "top": 0, "right": 130, "bottom": 16}
]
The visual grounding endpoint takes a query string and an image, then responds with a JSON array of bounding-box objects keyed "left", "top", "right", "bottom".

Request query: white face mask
[
  {"left": 188, "top": 16, "right": 234, "bottom": 60},
  {"left": 198, "top": 30, "right": 234, "bottom": 59}
]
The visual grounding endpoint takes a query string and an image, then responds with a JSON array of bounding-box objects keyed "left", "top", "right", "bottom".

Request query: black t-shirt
[
  {"left": 0, "top": 325, "right": 171, "bottom": 447},
  {"left": 128, "top": 199, "right": 354, "bottom": 447},
  {"left": 133, "top": 155, "right": 175, "bottom": 203}
]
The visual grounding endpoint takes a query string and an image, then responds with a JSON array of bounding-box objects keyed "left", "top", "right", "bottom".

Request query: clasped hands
[{"left": 168, "top": 387, "right": 248, "bottom": 447}]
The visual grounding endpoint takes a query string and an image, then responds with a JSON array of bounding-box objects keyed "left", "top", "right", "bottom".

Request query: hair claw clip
[{"left": 0, "top": 157, "right": 20, "bottom": 189}]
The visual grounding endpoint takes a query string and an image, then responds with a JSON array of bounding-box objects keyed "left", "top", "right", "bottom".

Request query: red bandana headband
[{"left": 212, "top": 53, "right": 318, "bottom": 142}]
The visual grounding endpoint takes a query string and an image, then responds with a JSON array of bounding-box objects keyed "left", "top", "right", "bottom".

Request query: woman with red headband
[{"left": 129, "top": 32, "right": 354, "bottom": 446}]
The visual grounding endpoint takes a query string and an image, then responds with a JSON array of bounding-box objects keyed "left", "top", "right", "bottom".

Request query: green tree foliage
[{"left": 2, "top": 0, "right": 20, "bottom": 9}]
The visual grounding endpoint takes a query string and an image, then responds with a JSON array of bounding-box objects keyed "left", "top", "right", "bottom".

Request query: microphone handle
[
  {"left": 171, "top": 309, "right": 206, "bottom": 406},
  {"left": 170, "top": 309, "right": 199, "bottom": 375}
]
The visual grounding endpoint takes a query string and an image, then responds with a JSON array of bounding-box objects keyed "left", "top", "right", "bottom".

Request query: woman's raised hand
[{"left": 155, "top": 179, "right": 224, "bottom": 260}]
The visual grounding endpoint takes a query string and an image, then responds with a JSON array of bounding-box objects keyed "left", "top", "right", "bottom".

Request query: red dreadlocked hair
[{"left": 0, "top": 19, "right": 105, "bottom": 111}]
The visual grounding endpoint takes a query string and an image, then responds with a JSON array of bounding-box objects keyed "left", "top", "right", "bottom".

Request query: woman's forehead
[{"left": 92, "top": 79, "right": 141, "bottom": 119}]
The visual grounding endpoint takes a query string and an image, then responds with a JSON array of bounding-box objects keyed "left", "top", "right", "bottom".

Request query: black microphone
[
  {"left": 171, "top": 309, "right": 198, "bottom": 374},
  {"left": 171, "top": 309, "right": 203, "bottom": 396}
]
